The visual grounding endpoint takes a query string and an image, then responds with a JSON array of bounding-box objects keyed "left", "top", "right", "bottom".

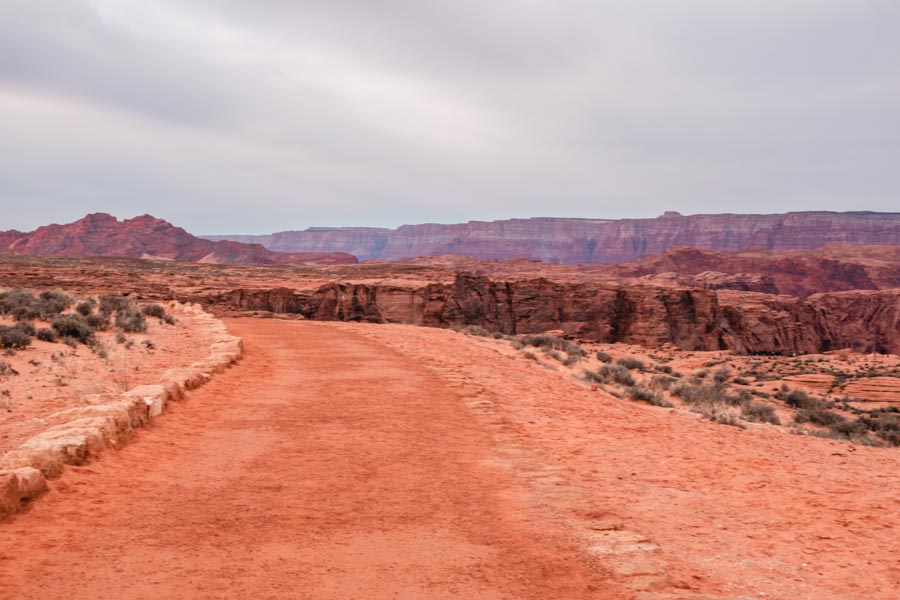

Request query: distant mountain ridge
[
  {"left": 205, "top": 211, "right": 900, "bottom": 264},
  {"left": 0, "top": 213, "right": 357, "bottom": 265}
]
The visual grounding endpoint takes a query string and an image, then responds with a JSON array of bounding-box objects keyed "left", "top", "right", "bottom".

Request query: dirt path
[{"left": 0, "top": 319, "right": 628, "bottom": 600}]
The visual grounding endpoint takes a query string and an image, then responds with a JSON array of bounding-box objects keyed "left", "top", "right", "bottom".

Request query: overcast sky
[{"left": 1, "top": 0, "right": 898, "bottom": 234}]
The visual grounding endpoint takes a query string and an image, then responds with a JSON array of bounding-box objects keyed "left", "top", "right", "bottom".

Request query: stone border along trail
[{"left": 0, "top": 303, "right": 242, "bottom": 520}]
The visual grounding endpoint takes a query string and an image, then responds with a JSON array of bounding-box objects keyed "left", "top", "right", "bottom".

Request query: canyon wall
[
  {"left": 207, "top": 211, "right": 900, "bottom": 263},
  {"left": 200, "top": 275, "right": 900, "bottom": 355}
]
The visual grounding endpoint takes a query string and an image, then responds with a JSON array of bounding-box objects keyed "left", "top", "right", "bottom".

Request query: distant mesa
[
  {"left": 0, "top": 213, "right": 357, "bottom": 266},
  {"left": 205, "top": 211, "right": 900, "bottom": 264}
]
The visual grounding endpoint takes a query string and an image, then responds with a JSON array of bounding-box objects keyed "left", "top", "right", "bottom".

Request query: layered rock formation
[
  {"left": 0, "top": 213, "right": 357, "bottom": 265},
  {"left": 202, "top": 274, "right": 900, "bottom": 355},
  {"left": 207, "top": 211, "right": 900, "bottom": 263},
  {"left": 1, "top": 245, "right": 896, "bottom": 356}
]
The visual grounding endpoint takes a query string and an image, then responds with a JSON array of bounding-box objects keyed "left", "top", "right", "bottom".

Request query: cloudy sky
[{"left": 1, "top": 0, "right": 898, "bottom": 234}]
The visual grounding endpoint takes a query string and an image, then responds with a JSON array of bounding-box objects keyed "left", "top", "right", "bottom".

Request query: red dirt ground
[{"left": 1, "top": 319, "right": 897, "bottom": 599}]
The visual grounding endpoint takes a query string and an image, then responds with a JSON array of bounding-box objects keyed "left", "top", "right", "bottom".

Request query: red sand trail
[{"left": 0, "top": 319, "right": 626, "bottom": 599}]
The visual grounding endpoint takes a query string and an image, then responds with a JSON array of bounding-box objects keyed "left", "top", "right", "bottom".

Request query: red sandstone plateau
[
  {"left": 0, "top": 213, "right": 357, "bottom": 266},
  {"left": 207, "top": 211, "right": 900, "bottom": 263},
  {"left": 0, "top": 226, "right": 898, "bottom": 599}
]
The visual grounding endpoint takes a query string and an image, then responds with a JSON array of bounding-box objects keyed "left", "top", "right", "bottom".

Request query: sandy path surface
[
  {"left": 0, "top": 319, "right": 627, "bottom": 600},
  {"left": 334, "top": 322, "right": 900, "bottom": 600}
]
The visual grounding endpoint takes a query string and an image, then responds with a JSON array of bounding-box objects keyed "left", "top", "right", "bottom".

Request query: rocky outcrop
[
  {"left": 0, "top": 213, "right": 357, "bottom": 265},
  {"left": 0, "top": 303, "right": 243, "bottom": 520},
  {"left": 810, "top": 290, "right": 900, "bottom": 354},
  {"left": 207, "top": 211, "right": 900, "bottom": 264},
  {"left": 201, "top": 275, "right": 900, "bottom": 355}
]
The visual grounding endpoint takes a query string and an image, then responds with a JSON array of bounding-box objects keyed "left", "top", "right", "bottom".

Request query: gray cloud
[{"left": 1, "top": 0, "right": 898, "bottom": 234}]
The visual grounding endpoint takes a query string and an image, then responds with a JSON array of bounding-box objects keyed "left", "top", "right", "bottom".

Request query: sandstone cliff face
[
  {"left": 0, "top": 214, "right": 357, "bottom": 266},
  {"left": 207, "top": 212, "right": 900, "bottom": 264},
  {"left": 201, "top": 275, "right": 900, "bottom": 355},
  {"left": 2, "top": 250, "right": 895, "bottom": 356}
]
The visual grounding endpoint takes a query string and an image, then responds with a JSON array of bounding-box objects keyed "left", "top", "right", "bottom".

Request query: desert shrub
[
  {"left": 584, "top": 364, "right": 635, "bottom": 387},
  {"left": 0, "top": 360, "right": 17, "bottom": 376},
  {"left": 733, "top": 377, "right": 750, "bottom": 386},
  {"left": 76, "top": 301, "right": 94, "bottom": 316},
  {"left": 672, "top": 381, "right": 720, "bottom": 405},
  {"left": 857, "top": 411, "right": 900, "bottom": 446},
  {"left": 741, "top": 402, "right": 780, "bottom": 425},
  {"left": 802, "top": 429, "right": 885, "bottom": 447},
  {"left": 98, "top": 294, "right": 133, "bottom": 317},
  {"left": 115, "top": 308, "right": 147, "bottom": 333},
  {"left": 595, "top": 351, "right": 612, "bottom": 363},
  {"left": 779, "top": 388, "right": 827, "bottom": 411},
  {"left": 514, "top": 334, "right": 585, "bottom": 358},
  {"left": 829, "top": 420, "right": 870, "bottom": 438},
  {"left": 86, "top": 314, "right": 110, "bottom": 331},
  {"left": 626, "top": 385, "right": 672, "bottom": 407},
  {"left": 458, "top": 324, "right": 490, "bottom": 337},
  {"left": 0, "top": 324, "right": 32, "bottom": 349},
  {"left": 649, "top": 375, "right": 677, "bottom": 391},
  {"left": 616, "top": 357, "right": 645, "bottom": 371},
  {"left": 36, "top": 290, "right": 73, "bottom": 318},
  {"left": 16, "top": 320, "right": 36, "bottom": 336},
  {"left": 794, "top": 408, "right": 845, "bottom": 427},
  {"left": 713, "top": 412, "right": 746, "bottom": 429},
  {"left": 562, "top": 354, "right": 581, "bottom": 367},
  {"left": 713, "top": 366, "right": 731, "bottom": 385},
  {"left": 51, "top": 314, "right": 95, "bottom": 344},
  {"left": 691, "top": 403, "right": 746, "bottom": 429},
  {"left": 522, "top": 351, "right": 538, "bottom": 361},
  {"left": 35, "top": 328, "right": 57, "bottom": 343},
  {"left": 543, "top": 349, "right": 563, "bottom": 361},
  {"left": 0, "top": 288, "right": 39, "bottom": 320},
  {"left": 654, "top": 364, "right": 674, "bottom": 375}
]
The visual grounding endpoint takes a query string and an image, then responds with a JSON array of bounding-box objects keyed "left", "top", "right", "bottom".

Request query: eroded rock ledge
[
  {"left": 0, "top": 303, "right": 242, "bottom": 520},
  {"left": 201, "top": 275, "right": 900, "bottom": 356}
]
